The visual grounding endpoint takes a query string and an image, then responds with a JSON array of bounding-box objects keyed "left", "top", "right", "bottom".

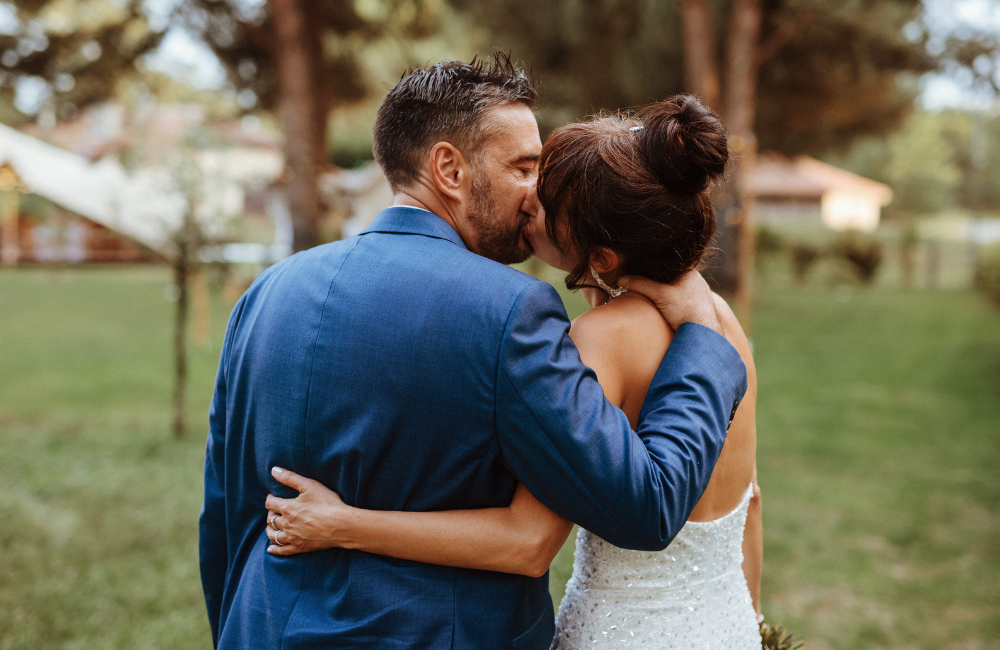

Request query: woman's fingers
[
  {"left": 266, "top": 525, "right": 297, "bottom": 546},
  {"left": 265, "top": 526, "right": 313, "bottom": 556},
  {"left": 616, "top": 274, "right": 656, "bottom": 298},
  {"left": 267, "top": 542, "right": 307, "bottom": 556},
  {"left": 265, "top": 493, "right": 293, "bottom": 514},
  {"left": 265, "top": 526, "right": 287, "bottom": 544},
  {"left": 271, "top": 466, "right": 314, "bottom": 493}
]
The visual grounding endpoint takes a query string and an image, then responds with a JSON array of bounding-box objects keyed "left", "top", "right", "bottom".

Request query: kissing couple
[{"left": 200, "top": 52, "right": 762, "bottom": 650}]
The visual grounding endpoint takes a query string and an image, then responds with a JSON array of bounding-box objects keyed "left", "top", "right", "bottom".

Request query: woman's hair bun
[{"left": 638, "top": 95, "right": 729, "bottom": 195}]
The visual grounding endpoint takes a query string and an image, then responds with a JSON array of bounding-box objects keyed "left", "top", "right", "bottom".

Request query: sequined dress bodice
[{"left": 552, "top": 484, "right": 762, "bottom": 649}]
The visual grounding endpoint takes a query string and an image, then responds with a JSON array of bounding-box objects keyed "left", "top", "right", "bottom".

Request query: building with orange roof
[{"left": 751, "top": 154, "right": 893, "bottom": 232}]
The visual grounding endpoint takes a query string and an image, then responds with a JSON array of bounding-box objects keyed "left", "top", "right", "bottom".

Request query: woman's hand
[
  {"left": 618, "top": 270, "right": 723, "bottom": 335},
  {"left": 265, "top": 467, "right": 351, "bottom": 556}
]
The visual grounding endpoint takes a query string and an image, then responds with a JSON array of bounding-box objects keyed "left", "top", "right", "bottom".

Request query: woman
[{"left": 264, "top": 95, "right": 762, "bottom": 648}]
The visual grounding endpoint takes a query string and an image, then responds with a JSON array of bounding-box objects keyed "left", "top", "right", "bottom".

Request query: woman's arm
[
  {"left": 742, "top": 467, "right": 763, "bottom": 616},
  {"left": 265, "top": 467, "right": 573, "bottom": 578}
]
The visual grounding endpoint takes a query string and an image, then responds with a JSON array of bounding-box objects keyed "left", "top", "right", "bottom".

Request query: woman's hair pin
[{"left": 629, "top": 125, "right": 644, "bottom": 132}]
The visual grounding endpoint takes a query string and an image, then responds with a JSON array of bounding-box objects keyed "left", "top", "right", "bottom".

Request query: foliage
[
  {"left": 453, "top": 0, "right": 942, "bottom": 153},
  {"left": 760, "top": 621, "right": 804, "bottom": 650},
  {"left": 836, "top": 231, "right": 884, "bottom": 284},
  {"left": 975, "top": 243, "right": 1000, "bottom": 307},
  {"left": 827, "top": 110, "right": 1000, "bottom": 217},
  {"left": 789, "top": 241, "right": 822, "bottom": 284},
  {"left": 757, "top": 225, "right": 786, "bottom": 257},
  {"left": 0, "top": 0, "right": 163, "bottom": 120},
  {"left": 756, "top": 225, "right": 787, "bottom": 284},
  {"left": 169, "top": 0, "right": 442, "bottom": 119},
  {"left": 957, "top": 114, "right": 1000, "bottom": 212}
]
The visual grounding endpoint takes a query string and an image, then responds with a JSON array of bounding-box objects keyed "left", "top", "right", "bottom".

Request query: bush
[
  {"left": 789, "top": 242, "right": 822, "bottom": 284},
  {"left": 755, "top": 226, "right": 786, "bottom": 283},
  {"left": 757, "top": 225, "right": 786, "bottom": 257},
  {"left": 898, "top": 222, "right": 920, "bottom": 289},
  {"left": 836, "top": 231, "right": 884, "bottom": 284},
  {"left": 975, "top": 243, "right": 1000, "bottom": 307}
]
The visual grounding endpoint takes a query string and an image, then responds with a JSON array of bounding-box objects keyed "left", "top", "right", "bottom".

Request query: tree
[
  {"left": 449, "top": 1, "right": 941, "bottom": 147},
  {"left": 449, "top": 0, "right": 997, "bottom": 322},
  {"left": 172, "top": 0, "right": 440, "bottom": 251},
  {"left": 270, "top": 0, "right": 324, "bottom": 251},
  {"left": 0, "top": 0, "right": 163, "bottom": 124},
  {"left": 679, "top": 0, "right": 762, "bottom": 320},
  {"left": 830, "top": 108, "right": 1000, "bottom": 219},
  {"left": 154, "top": 128, "right": 240, "bottom": 438},
  {"left": 2, "top": 0, "right": 440, "bottom": 252}
]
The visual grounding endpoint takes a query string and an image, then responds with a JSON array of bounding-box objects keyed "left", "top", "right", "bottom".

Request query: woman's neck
[
  {"left": 581, "top": 287, "right": 607, "bottom": 309},
  {"left": 581, "top": 268, "right": 625, "bottom": 309}
]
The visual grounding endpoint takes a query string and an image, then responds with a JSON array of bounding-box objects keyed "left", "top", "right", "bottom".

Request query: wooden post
[
  {"left": 678, "top": 0, "right": 762, "bottom": 335},
  {"left": 0, "top": 166, "right": 21, "bottom": 266},
  {"left": 722, "top": 0, "right": 763, "bottom": 334}
]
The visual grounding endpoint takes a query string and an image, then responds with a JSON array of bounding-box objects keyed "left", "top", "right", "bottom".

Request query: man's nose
[{"left": 521, "top": 183, "right": 541, "bottom": 218}]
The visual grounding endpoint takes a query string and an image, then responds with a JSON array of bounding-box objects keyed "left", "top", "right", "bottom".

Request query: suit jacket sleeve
[
  {"left": 495, "top": 281, "right": 747, "bottom": 551},
  {"left": 199, "top": 297, "right": 244, "bottom": 647}
]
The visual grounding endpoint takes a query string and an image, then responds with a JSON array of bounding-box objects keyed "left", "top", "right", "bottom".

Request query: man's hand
[{"left": 618, "top": 270, "right": 723, "bottom": 335}]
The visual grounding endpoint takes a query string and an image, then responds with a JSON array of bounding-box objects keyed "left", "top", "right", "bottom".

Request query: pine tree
[
  {"left": 0, "top": 0, "right": 163, "bottom": 125},
  {"left": 449, "top": 0, "right": 997, "bottom": 315},
  {"left": 171, "top": 0, "right": 441, "bottom": 251}
]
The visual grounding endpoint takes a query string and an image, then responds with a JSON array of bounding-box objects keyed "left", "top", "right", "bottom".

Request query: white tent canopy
[
  {"left": 0, "top": 122, "right": 190, "bottom": 253},
  {"left": 0, "top": 122, "right": 287, "bottom": 260}
]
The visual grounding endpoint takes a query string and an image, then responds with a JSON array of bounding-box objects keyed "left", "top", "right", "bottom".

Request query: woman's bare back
[
  {"left": 553, "top": 290, "right": 763, "bottom": 649},
  {"left": 569, "top": 291, "right": 757, "bottom": 523}
]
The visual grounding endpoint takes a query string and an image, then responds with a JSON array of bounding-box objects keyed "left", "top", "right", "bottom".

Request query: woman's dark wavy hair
[
  {"left": 373, "top": 51, "right": 538, "bottom": 191},
  {"left": 537, "top": 95, "right": 730, "bottom": 290}
]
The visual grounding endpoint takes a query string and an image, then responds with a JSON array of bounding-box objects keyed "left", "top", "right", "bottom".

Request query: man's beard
[{"left": 467, "top": 173, "right": 532, "bottom": 265}]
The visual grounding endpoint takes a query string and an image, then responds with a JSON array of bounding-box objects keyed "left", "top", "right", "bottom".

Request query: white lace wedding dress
[{"left": 552, "top": 483, "right": 762, "bottom": 649}]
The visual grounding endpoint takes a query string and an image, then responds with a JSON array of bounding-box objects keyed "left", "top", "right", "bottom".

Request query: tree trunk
[
  {"left": 715, "top": 0, "right": 763, "bottom": 331},
  {"left": 680, "top": 0, "right": 721, "bottom": 110},
  {"left": 192, "top": 269, "right": 210, "bottom": 345},
  {"left": 272, "top": 0, "right": 322, "bottom": 252},
  {"left": 723, "top": 0, "right": 762, "bottom": 141},
  {"left": 303, "top": 10, "right": 330, "bottom": 172},
  {"left": 172, "top": 240, "right": 189, "bottom": 439}
]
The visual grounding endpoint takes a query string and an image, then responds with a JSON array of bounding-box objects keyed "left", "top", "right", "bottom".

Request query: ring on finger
[
  {"left": 273, "top": 529, "right": 288, "bottom": 546},
  {"left": 269, "top": 514, "right": 282, "bottom": 532}
]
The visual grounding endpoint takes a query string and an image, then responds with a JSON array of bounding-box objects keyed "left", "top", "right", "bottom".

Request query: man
[{"left": 199, "top": 53, "right": 746, "bottom": 650}]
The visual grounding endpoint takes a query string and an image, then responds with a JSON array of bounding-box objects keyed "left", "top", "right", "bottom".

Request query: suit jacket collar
[{"left": 361, "top": 206, "right": 468, "bottom": 250}]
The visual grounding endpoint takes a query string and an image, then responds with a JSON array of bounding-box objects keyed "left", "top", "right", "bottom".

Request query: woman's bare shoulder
[
  {"left": 570, "top": 293, "right": 673, "bottom": 349},
  {"left": 710, "top": 293, "right": 756, "bottom": 385},
  {"left": 570, "top": 293, "right": 673, "bottom": 411}
]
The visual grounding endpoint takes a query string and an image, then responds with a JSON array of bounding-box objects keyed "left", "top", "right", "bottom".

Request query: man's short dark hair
[{"left": 373, "top": 51, "right": 538, "bottom": 191}]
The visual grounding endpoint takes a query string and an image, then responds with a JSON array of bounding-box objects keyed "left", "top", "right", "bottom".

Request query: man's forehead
[{"left": 483, "top": 104, "right": 541, "bottom": 157}]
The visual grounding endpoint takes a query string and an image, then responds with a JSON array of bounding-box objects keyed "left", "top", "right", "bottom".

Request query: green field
[{"left": 1, "top": 266, "right": 998, "bottom": 649}]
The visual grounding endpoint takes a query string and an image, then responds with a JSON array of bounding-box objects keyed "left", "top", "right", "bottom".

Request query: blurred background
[{"left": 1, "top": 0, "right": 998, "bottom": 648}]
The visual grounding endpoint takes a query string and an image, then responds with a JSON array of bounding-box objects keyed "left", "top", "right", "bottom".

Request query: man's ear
[
  {"left": 590, "top": 247, "right": 621, "bottom": 275},
  {"left": 428, "top": 142, "right": 468, "bottom": 203}
]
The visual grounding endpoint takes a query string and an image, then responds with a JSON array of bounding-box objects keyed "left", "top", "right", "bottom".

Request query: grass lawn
[{"left": 1, "top": 265, "right": 998, "bottom": 650}]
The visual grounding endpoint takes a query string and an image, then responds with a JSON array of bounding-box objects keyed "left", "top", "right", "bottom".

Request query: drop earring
[{"left": 590, "top": 266, "right": 628, "bottom": 299}]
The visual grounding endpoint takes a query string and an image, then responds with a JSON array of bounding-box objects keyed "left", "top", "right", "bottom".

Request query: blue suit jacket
[{"left": 200, "top": 206, "right": 747, "bottom": 650}]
